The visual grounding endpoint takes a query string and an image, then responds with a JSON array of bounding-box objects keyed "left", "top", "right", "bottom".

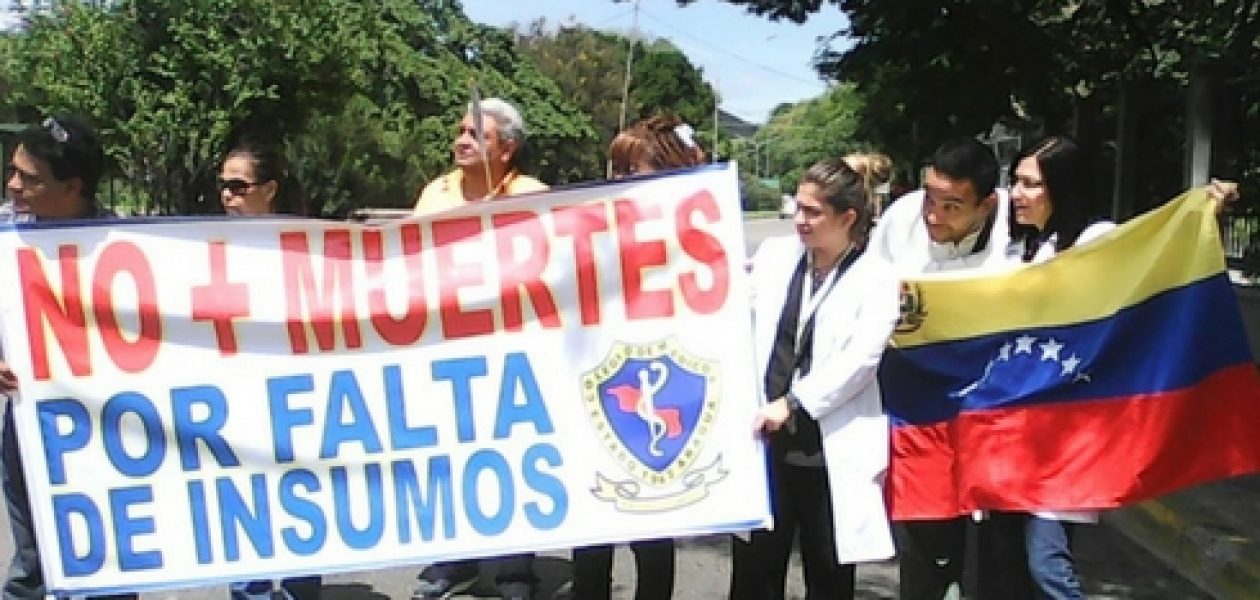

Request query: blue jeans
[{"left": 1026, "top": 516, "right": 1083, "bottom": 600}]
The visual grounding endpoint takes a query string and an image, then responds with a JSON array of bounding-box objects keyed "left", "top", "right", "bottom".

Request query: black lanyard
[{"left": 793, "top": 246, "right": 862, "bottom": 375}]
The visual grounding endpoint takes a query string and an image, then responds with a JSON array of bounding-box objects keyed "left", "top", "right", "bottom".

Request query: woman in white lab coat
[{"left": 733, "top": 158, "right": 898, "bottom": 599}]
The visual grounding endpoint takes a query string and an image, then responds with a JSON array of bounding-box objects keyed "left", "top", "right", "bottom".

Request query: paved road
[
  {"left": 46, "top": 525, "right": 1207, "bottom": 600},
  {"left": 451, "top": 525, "right": 1204, "bottom": 599},
  {"left": 2, "top": 218, "right": 1209, "bottom": 599}
]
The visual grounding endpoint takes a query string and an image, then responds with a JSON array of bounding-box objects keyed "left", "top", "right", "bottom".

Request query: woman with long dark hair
[
  {"left": 1005, "top": 135, "right": 1113, "bottom": 600},
  {"left": 1007, "top": 135, "right": 1113, "bottom": 264}
]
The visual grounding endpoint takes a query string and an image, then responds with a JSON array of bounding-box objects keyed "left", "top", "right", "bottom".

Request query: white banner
[{"left": 0, "top": 163, "right": 771, "bottom": 595}]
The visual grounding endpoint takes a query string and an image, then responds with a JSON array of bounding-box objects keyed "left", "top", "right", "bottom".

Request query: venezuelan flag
[{"left": 882, "top": 189, "right": 1260, "bottom": 520}]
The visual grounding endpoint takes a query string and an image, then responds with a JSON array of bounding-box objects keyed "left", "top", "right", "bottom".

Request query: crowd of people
[{"left": 0, "top": 96, "right": 1240, "bottom": 600}]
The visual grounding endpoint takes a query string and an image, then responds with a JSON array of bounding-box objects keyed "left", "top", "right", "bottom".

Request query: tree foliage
[
  {"left": 700, "top": 0, "right": 1260, "bottom": 206},
  {"left": 734, "top": 83, "right": 865, "bottom": 193},
  {"left": 0, "top": 0, "right": 597, "bottom": 216},
  {"left": 813, "top": 1, "right": 1069, "bottom": 169},
  {"left": 2, "top": 0, "right": 368, "bottom": 214},
  {"left": 513, "top": 20, "right": 717, "bottom": 178}
]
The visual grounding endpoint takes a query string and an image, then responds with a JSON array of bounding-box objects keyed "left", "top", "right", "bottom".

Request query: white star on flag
[
  {"left": 998, "top": 342, "right": 1012, "bottom": 361},
  {"left": 1040, "top": 338, "right": 1064, "bottom": 361},
  {"left": 1062, "top": 354, "right": 1081, "bottom": 376},
  {"left": 1014, "top": 334, "right": 1037, "bottom": 354}
]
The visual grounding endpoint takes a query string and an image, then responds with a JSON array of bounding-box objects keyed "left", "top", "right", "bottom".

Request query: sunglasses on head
[{"left": 218, "top": 178, "right": 256, "bottom": 194}]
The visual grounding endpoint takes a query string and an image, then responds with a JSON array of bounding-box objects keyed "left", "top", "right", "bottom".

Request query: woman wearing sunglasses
[
  {"left": 218, "top": 142, "right": 298, "bottom": 216},
  {"left": 218, "top": 142, "right": 321, "bottom": 600}
]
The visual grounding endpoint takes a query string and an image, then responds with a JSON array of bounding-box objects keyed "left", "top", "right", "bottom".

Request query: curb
[{"left": 1106, "top": 497, "right": 1260, "bottom": 599}]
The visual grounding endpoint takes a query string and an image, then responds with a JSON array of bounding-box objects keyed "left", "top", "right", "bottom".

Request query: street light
[
  {"left": 738, "top": 138, "right": 765, "bottom": 179},
  {"left": 760, "top": 139, "right": 771, "bottom": 180},
  {"left": 742, "top": 138, "right": 772, "bottom": 180},
  {"left": 983, "top": 124, "right": 1022, "bottom": 188}
]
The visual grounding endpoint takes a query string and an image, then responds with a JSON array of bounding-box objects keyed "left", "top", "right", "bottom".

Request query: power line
[
  {"left": 636, "top": 7, "right": 824, "bottom": 88},
  {"left": 589, "top": 8, "right": 635, "bottom": 29}
]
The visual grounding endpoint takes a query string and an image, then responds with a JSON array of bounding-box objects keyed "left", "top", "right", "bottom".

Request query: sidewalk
[
  {"left": 1107, "top": 474, "right": 1260, "bottom": 599},
  {"left": 1110, "top": 286, "right": 1260, "bottom": 598}
]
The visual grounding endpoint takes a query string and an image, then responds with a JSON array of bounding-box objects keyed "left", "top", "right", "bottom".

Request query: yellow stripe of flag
[{"left": 893, "top": 189, "right": 1224, "bottom": 349}]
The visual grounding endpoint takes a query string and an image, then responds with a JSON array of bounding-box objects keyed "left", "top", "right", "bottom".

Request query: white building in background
[
  {"left": 4, "top": 0, "right": 117, "bottom": 32},
  {"left": 2, "top": 0, "right": 52, "bottom": 30},
  {"left": 2, "top": 1, "right": 110, "bottom": 30}
]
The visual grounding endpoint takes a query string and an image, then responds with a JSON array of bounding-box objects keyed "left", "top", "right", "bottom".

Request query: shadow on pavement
[
  {"left": 321, "top": 582, "right": 390, "bottom": 600},
  {"left": 442, "top": 556, "right": 573, "bottom": 599}
]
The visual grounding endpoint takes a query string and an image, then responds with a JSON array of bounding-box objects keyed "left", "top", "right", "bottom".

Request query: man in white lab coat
[{"left": 866, "top": 137, "right": 1033, "bottom": 600}]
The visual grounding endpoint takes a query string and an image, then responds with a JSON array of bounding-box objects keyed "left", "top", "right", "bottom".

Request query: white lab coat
[{"left": 749, "top": 234, "right": 899, "bottom": 563}]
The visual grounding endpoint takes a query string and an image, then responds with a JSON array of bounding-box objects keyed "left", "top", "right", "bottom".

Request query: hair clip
[
  {"left": 874, "top": 182, "right": 891, "bottom": 195},
  {"left": 674, "top": 124, "right": 697, "bottom": 148},
  {"left": 42, "top": 118, "right": 69, "bottom": 143}
]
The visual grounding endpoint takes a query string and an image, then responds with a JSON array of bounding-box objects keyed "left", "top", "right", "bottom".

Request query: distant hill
[{"left": 718, "top": 109, "right": 759, "bottom": 138}]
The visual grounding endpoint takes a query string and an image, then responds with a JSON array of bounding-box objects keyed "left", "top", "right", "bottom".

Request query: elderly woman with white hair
[
  {"left": 412, "top": 97, "right": 547, "bottom": 216},
  {"left": 411, "top": 97, "right": 547, "bottom": 600}
]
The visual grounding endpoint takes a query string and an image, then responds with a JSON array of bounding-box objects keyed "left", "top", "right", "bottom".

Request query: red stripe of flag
[{"left": 889, "top": 363, "right": 1260, "bottom": 520}]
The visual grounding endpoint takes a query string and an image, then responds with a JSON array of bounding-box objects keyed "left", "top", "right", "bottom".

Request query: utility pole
[
  {"left": 610, "top": 0, "right": 639, "bottom": 178},
  {"left": 616, "top": 0, "right": 640, "bottom": 134},
  {"left": 713, "top": 77, "right": 720, "bottom": 163}
]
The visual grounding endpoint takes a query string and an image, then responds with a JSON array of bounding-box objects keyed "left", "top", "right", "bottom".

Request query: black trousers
[
  {"left": 277, "top": 576, "right": 322, "bottom": 600},
  {"left": 730, "top": 462, "right": 854, "bottom": 600},
  {"left": 422, "top": 554, "right": 535, "bottom": 587},
  {"left": 232, "top": 576, "right": 322, "bottom": 600},
  {"left": 895, "top": 512, "right": 1033, "bottom": 600},
  {"left": 2, "top": 402, "right": 137, "bottom": 600},
  {"left": 572, "top": 539, "right": 675, "bottom": 600}
]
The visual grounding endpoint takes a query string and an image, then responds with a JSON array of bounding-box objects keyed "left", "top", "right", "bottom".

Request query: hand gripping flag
[{"left": 883, "top": 189, "right": 1260, "bottom": 520}]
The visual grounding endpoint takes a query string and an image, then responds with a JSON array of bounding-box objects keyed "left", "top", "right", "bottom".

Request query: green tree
[
  {"left": 513, "top": 21, "right": 717, "bottom": 177},
  {"left": 284, "top": 1, "right": 598, "bottom": 215},
  {"left": 1, "top": 0, "right": 374, "bottom": 214},
  {"left": 0, "top": 0, "right": 597, "bottom": 216},
  {"left": 736, "top": 83, "right": 866, "bottom": 192},
  {"left": 695, "top": 0, "right": 1260, "bottom": 207},
  {"left": 632, "top": 39, "right": 717, "bottom": 131}
]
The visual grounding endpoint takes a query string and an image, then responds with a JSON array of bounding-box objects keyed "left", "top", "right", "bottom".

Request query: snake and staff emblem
[
  {"left": 606, "top": 361, "right": 684, "bottom": 457},
  {"left": 582, "top": 339, "right": 724, "bottom": 509},
  {"left": 636, "top": 361, "right": 670, "bottom": 456}
]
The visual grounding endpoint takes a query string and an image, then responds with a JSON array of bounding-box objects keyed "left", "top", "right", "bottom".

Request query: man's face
[
  {"left": 920, "top": 166, "right": 994, "bottom": 244},
  {"left": 6, "top": 144, "right": 84, "bottom": 220},
  {"left": 453, "top": 114, "right": 513, "bottom": 170}
]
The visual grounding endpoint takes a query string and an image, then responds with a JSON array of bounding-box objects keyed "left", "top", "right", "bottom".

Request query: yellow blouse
[{"left": 412, "top": 169, "right": 548, "bottom": 217}]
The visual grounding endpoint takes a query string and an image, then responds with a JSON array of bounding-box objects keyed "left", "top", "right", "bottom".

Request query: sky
[{"left": 461, "top": 0, "right": 849, "bottom": 124}]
